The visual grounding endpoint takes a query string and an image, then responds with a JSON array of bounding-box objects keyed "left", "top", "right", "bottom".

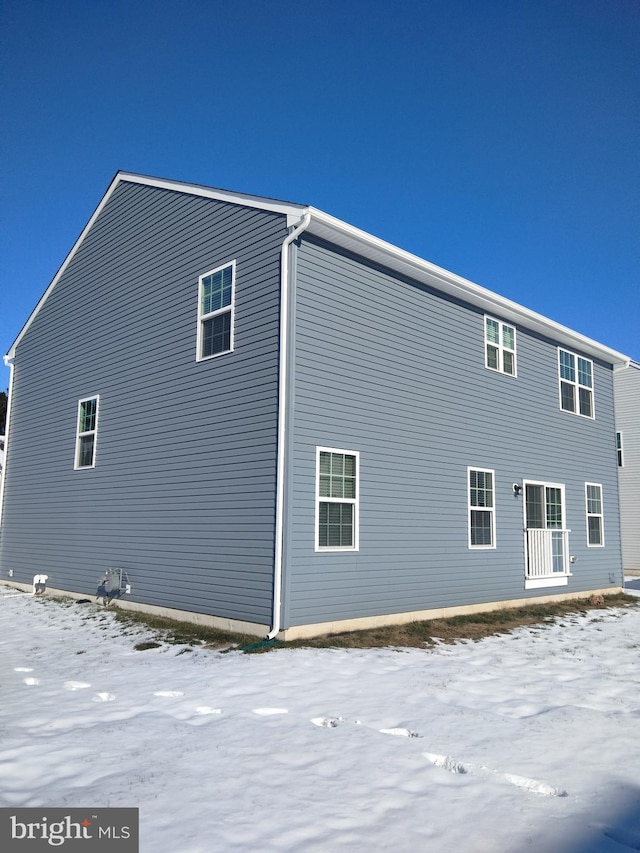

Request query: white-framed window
[
  {"left": 197, "top": 261, "right": 235, "bottom": 360},
  {"left": 74, "top": 396, "right": 99, "bottom": 469},
  {"left": 616, "top": 432, "right": 624, "bottom": 467},
  {"left": 485, "top": 317, "right": 516, "bottom": 376},
  {"left": 558, "top": 349, "right": 594, "bottom": 418},
  {"left": 315, "top": 448, "right": 359, "bottom": 551},
  {"left": 468, "top": 467, "right": 495, "bottom": 549},
  {"left": 585, "top": 483, "right": 604, "bottom": 547}
]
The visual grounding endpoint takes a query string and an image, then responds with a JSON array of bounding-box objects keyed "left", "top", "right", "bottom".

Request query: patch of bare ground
[
  {"left": 105, "top": 593, "right": 639, "bottom": 653},
  {"left": 283, "top": 593, "right": 638, "bottom": 650}
]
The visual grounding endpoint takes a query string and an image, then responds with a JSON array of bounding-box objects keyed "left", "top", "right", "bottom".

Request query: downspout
[
  {"left": 0, "top": 355, "right": 15, "bottom": 532},
  {"left": 267, "top": 212, "right": 312, "bottom": 640}
]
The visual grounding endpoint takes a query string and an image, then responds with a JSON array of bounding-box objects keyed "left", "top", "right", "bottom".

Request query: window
[
  {"left": 485, "top": 317, "right": 516, "bottom": 376},
  {"left": 316, "top": 448, "right": 359, "bottom": 551},
  {"left": 468, "top": 467, "right": 495, "bottom": 548},
  {"left": 616, "top": 432, "right": 624, "bottom": 467},
  {"left": 585, "top": 483, "right": 604, "bottom": 547},
  {"left": 558, "top": 349, "right": 594, "bottom": 418},
  {"left": 197, "top": 262, "right": 234, "bottom": 360},
  {"left": 75, "top": 396, "right": 99, "bottom": 469}
]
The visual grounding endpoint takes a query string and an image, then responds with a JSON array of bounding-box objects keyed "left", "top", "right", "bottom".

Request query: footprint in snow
[
  {"left": 503, "top": 773, "right": 567, "bottom": 797},
  {"left": 423, "top": 752, "right": 468, "bottom": 774},
  {"left": 64, "top": 681, "right": 91, "bottom": 691},
  {"left": 380, "top": 727, "right": 421, "bottom": 738},
  {"left": 252, "top": 708, "right": 288, "bottom": 716},
  {"left": 153, "top": 690, "right": 184, "bottom": 698},
  {"left": 423, "top": 751, "right": 566, "bottom": 796},
  {"left": 311, "top": 717, "right": 343, "bottom": 728}
]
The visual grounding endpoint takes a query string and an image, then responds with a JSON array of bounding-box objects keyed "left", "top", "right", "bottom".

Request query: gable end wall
[{"left": 0, "top": 181, "right": 288, "bottom": 624}]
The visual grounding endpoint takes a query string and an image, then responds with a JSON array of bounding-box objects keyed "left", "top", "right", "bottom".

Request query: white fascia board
[
  {"left": 304, "top": 207, "right": 631, "bottom": 368},
  {"left": 5, "top": 173, "right": 306, "bottom": 361},
  {"left": 117, "top": 172, "right": 306, "bottom": 224}
]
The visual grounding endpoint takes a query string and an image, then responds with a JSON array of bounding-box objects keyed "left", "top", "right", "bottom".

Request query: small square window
[{"left": 197, "top": 262, "right": 235, "bottom": 360}]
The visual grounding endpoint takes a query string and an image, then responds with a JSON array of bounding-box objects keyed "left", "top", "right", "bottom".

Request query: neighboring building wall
[
  {"left": 283, "top": 236, "right": 622, "bottom": 628},
  {"left": 615, "top": 361, "right": 640, "bottom": 572},
  {"left": 0, "top": 181, "right": 288, "bottom": 625}
]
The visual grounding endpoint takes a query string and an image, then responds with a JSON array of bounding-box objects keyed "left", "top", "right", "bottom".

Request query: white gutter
[
  {"left": 268, "top": 212, "right": 312, "bottom": 640},
  {"left": 0, "top": 356, "right": 15, "bottom": 532}
]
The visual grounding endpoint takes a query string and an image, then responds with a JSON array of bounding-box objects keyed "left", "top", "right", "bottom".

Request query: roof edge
[
  {"left": 116, "top": 172, "right": 306, "bottom": 219},
  {"left": 304, "top": 207, "right": 630, "bottom": 368},
  {"left": 5, "top": 173, "right": 631, "bottom": 369}
]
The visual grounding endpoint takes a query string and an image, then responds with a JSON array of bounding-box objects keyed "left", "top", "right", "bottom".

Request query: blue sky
[{"left": 1, "top": 0, "right": 638, "bottom": 392}]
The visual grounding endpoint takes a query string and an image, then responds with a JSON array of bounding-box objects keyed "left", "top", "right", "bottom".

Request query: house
[
  {"left": 614, "top": 360, "right": 640, "bottom": 573},
  {"left": 0, "top": 172, "right": 631, "bottom": 639}
]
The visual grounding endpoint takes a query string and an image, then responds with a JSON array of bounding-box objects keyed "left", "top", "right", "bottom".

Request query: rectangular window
[
  {"left": 485, "top": 317, "right": 516, "bottom": 376},
  {"left": 468, "top": 467, "right": 495, "bottom": 548},
  {"left": 197, "top": 262, "right": 234, "bottom": 360},
  {"left": 585, "top": 483, "right": 604, "bottom": 547},
  {"left": 616, "top": 432, "right": 624, "bottom": 467},
  {"left": 75, "top": 396, "right": 99, "bottom": 469},
  {"left": 316, "top": 448, "right": 359, "bottom": 551},
  {"left": 558, "top": 349, "right": 594, "bottom": 418}
]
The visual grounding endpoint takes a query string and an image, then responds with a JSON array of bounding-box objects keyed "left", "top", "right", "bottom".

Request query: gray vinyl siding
[
  {"left": 615, "top": 362, "right": 640, "bottom": 571},
  {"left": 284, "top": 237, "right": 622, "bottom": 627},
  {"left": 0, "top": 181, "right": 287, "bottom": 623}
]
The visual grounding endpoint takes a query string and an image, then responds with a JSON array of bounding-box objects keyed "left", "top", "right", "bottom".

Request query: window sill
[
  {"left": 559, "top": 408, "right": 595, "bottom": 421},
  {"left": 315, "top": 547, "right": 359, "bottom": 554},
  {"left": 485, "top": 366, "right": 517, "bottom": 379},
  {"left": 196, "top": 349, "right": 233, "bottom": 362},
  {"left": 525, "top": 574, "right": 572, "bottom": 590}
]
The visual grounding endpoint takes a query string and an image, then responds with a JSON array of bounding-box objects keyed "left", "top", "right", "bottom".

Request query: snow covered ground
[{"left": 2, "top": 585, "right": 640, "bottom": 853}]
